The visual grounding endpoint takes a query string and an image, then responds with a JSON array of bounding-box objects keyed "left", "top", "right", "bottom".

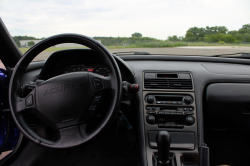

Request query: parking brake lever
[{"left": 156, "top": 131, "right": 171, "bottom": 166}]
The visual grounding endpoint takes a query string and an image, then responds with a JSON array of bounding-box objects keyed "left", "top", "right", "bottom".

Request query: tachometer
[
  {"left": 93, "top": 66, "right": 110, "bottom": 76},
  {"left": 68, "top": 65, "right": 87, "bottom": 73}
]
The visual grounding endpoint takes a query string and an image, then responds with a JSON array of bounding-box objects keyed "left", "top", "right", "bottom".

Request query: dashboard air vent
[{"left": 144, "top": 73, "right": 193, "bottom": 89}]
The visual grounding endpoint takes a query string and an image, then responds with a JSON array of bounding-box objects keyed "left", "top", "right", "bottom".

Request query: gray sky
[{"left": 0, "top": 0, "right": 249, "bottom": 40}]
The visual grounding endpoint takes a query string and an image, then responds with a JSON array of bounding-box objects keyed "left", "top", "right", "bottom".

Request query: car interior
[{"left": 1, "top": 17, "right": 250, "bottom": 166}]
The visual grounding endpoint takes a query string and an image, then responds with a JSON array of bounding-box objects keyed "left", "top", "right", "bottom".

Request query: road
[
  {"left": 32, "top": 46, "right": 250, "bottom": 61},
  {"left": 109, "top": 46, "right": 250, "bottom": 55}
]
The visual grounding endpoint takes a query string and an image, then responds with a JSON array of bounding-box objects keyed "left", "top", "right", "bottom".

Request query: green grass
[{"left": 19, "top": 42, "right": 250, "bottom": 53}]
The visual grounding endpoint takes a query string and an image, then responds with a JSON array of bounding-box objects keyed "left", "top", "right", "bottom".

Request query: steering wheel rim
[{"left": 9, "top": 34, "right": 122, "bottom": 148}]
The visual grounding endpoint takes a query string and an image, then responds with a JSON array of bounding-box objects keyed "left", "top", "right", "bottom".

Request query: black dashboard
[
  {"left": 18, "top": 51, "right": 250, "bottom": 166},
  {"left": 122, "top": 56, "right": 250, "bottom": 166}
]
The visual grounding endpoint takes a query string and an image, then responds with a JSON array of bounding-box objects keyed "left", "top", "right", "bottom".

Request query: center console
[{"left": 143, "top": 72, "right": 198, "bottom": 166}]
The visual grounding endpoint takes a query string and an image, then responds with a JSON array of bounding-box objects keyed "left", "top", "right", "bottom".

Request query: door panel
[{"left": 0, "top": 69, "right": 19, "bottom": 157}]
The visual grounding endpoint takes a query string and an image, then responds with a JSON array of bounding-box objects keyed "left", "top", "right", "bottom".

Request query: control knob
[
  {"left": 184, "top": 96, "right": 193, "bottom": 104},
  {"left": 185, "top": 116, "right": 195, "bottom": 125},
  {"left": 146, "top": 115, "right": 156, "bottom": 124},
  {"left": 147, "top": 95, "right": 155, "bottom": 103}
]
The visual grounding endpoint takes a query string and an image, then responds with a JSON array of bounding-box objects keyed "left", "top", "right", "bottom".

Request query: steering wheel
[{"left": 9, "top": 34, "right": 122, "bottom": 148}]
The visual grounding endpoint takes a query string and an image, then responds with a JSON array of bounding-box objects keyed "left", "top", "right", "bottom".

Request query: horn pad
[{"left": 35, "top": 72, "right": 93, "bottom": 129}]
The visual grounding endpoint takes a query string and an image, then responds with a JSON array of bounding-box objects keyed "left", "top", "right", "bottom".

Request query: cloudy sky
[{"left": 0, "top": 0, "right": 249, "bottom": 40}]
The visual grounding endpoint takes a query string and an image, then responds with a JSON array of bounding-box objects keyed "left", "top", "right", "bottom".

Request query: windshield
[{"left": 0, "top": 0, "right": 250, "bottom": 61}]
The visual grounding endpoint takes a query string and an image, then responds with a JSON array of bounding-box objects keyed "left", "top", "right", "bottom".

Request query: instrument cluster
[{"left": 63, "top": 64, "right": 110, "bottom": 76}]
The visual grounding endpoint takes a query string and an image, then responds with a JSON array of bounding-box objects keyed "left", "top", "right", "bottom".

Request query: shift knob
[{"left": 156, "top": 131, "right": 171, "bottom": 165}]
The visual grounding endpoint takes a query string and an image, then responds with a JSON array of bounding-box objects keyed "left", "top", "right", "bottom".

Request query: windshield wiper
[
  {"left": 211, "top": 52, "right": 250, "bottom": 59},
  {"left": 113, "top": 51, "right": 151, "bottom": 55}
]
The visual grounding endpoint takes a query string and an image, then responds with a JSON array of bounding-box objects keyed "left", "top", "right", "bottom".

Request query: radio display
[{"left": 155, "top": 96, "right": 183, "bottom": 102}]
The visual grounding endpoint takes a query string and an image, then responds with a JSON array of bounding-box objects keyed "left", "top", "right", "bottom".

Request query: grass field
[{"left": 19, "top": 42, "right": 250, "bottom": 54}]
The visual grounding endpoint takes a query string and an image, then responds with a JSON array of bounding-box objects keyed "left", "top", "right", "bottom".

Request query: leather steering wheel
[{"left": 9, "top": 34, "right": 122, "bottom": 148}]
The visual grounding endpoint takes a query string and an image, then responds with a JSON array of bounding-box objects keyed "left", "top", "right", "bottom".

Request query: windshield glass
[{"left": 0, "top": 0, "right": 250, "bottom": 61}]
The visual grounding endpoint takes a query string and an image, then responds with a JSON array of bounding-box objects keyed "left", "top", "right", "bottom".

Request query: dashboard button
[
  {"left": 177, "top": 108, "right": 184, "bottom": 111},
  {"left": 171, "top": 125, "right": 178, "bottom": 128},
  {"left": 93, "top": 78, "right": 103, "bottom": 89},
  {"left": 147, "top": 111, "right": 156, "bottom": 114},
  {"left": 158, "top": 111, "right": 164, "bottom": 115},
  {"left": 165, "top": 124, "right": 171, "bottom": 128},
  {"left": 158, "top": 124, "right": 165, "bottom": 128},
  {"left": 157, "top": 101, "right": 162, "bottom": 104},
  {"left": 185, "top": 112, "right": 194, "bottom": 115},
  {"left": 94, "top": 98, "right": 100, "bottom": 103},
  {"left": 162, "top": 101, "right": 167, "bottom": 104},
  {"left": 177, "top": 125, "right": 184, "bottom": 128},
  {"left": 25, "top": 95, "right": 33, "bottom": 107}
]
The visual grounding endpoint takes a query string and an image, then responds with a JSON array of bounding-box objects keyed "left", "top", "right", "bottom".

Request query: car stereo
[
  {"left": 145, "top": 94, "right": 195, "bottom": 129},
  {"left": 145, "top": 94, "right": 193, "bottom": 105}
]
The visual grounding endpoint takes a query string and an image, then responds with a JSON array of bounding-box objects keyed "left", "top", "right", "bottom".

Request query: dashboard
[
  {"left": 121, "top": 56, "right": 250, "bottom": 166},
  {"left": 17, "top": 51, "right": 250, "bottom": 166}
]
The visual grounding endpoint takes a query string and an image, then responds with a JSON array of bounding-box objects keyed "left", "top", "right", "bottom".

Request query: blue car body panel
[{"left": 0, "top": 68, "right": 19, "bottom": 154}]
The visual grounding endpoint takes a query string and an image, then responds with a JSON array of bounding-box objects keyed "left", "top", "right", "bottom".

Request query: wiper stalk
[{"left": 211, "top": 52, "right": 250, "bottom": 59}]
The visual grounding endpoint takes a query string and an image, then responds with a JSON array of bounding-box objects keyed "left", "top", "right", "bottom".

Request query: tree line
[
  {"left": 168, "top": 24, "right": 250, "bottom": 43},
  {"left": 12, "top": 24, "right": 250, "bottom": 47},
  {"left": 93, "top": 35, "right": 159, "bottom": 46}
]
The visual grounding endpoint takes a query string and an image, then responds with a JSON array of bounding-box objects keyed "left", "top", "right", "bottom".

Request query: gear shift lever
[{"left": 156, "top": 131, "right": 171, "bottom": 166}]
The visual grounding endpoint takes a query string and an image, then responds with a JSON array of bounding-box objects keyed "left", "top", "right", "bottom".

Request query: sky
[{"left": 0, "top": 0, "right": 249, "bottom": 40}]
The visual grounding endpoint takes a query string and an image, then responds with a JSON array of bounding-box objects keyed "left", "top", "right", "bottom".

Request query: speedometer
[
  {"left": 68, "top": 65, "right": 87, "bottom": 73},
  {"left": 93, "top": 66, "right": 110, "bottom": 76}
]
